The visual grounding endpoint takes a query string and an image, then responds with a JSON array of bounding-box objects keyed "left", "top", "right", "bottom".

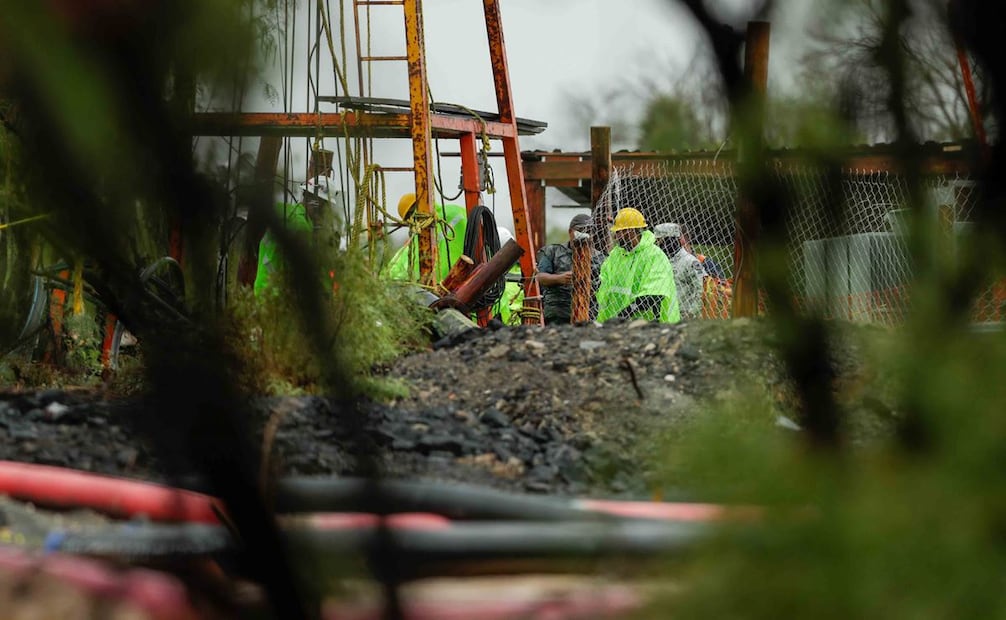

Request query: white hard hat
[
  {"left": 653, "top": 222, "right": 682, "bottom": 239},
  {"left": 496, "top": 225, "right": 514, "bottom": 246},
  {"left": 300, "top": 175, "right": 335, "bottom": 203}
]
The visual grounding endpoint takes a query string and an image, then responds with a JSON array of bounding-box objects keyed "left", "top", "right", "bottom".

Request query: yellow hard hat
[
  {"left": 397, "top": 193, "right": 417, "bottom": 220},
  {"left": 611, "top": 207, "right": 647, "bottom": 232}
]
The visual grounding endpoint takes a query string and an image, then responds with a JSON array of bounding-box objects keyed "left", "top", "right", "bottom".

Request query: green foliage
[
  {"left": 222, "top": 248, "right": 432, "bottom": 398},
  {"left": 62, "top": 312, "right": 103, "bottom": 376},
  {"left": 545, "top": 225, "right": 570, "bottom": 246},
  {"left": 639, "top": 95, "right": 720, "bottom": 152},
  {"left": 642, "top": 324, "right": 1006, "bottom": 618}
]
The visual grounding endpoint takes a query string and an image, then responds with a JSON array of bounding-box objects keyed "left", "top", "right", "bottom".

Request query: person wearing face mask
[
  {"left": 595, "top": 207, "right": 680, "bottom": 324},
  {"left": 653, "top": 222, "right": 705, "bottom": 320}
]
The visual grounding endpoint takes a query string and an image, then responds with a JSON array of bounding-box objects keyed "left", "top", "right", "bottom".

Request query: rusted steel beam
[
  {"left": 190, "top": 112, "right": 515, "bottom": 139},
  {"left": 484, "top": 0, "right": 515, "bottom": 124},
  {"left": 433, "top": 240, "right": 524, "bottom": 312},
  {"left": 570, "top": 237, "right": 591, "bottom": 324},
  {"left": 432, "top": 115, "right": 515, "bottom": 138},
  {"left": 732, "top": 20, "right": 770, "bottom": 319},
  {"left": 952, "top": 27, "right": 989, "bottom": 159},
  {"left": 404, "top": 0, "right": 436, "bottom": 285},
  {"left": 484, "top": 0, "right": 543, "bottom": 325},
  {"left": 459, "top": 132, "right": 488, "bottom": 325},
  {"left": 460, "top": 132, "right": 482, "bottom": 211},
  {"left": 524, "top": 178, "right": 546, "bottom": 251},
  {"left": 524, "top": 153, "right": 974, "bottom": 182}
]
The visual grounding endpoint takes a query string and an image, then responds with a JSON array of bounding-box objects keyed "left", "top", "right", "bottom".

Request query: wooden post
[
  {"left": 440, "top": 255, "right": 477, "bottom": 294},
  {"left": 731, "top": 21, "right": 770, "bottom": 318},
  {"left": 591, "top": 126, "right": 612, "bottom": 253},
  {"left": 460, "top": 133, "right": 482, "bottom": 212}
]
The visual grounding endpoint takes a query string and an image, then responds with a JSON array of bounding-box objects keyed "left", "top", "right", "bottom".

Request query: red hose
[
  {"left": 0, "top": 547, "right": 198, "bottom": 620},
  {"left": 0, "top": 461, "right": 744, "bottom": 527},
  {"left": 0, "top": 460, "right": 220, "bottom": 523},
  {"left": 576, "top": 499, "right": 758, "bottom": 522}
]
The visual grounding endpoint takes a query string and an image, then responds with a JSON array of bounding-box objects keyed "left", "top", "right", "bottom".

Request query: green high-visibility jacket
[
  {"left": 596, "top": 230, "right": 680, "bottom": 323},
  {"left": 383, "top": 203, "right": 468, "bottom": 283},
  {"left": 495, "top": 264, "right": 524, "bottom": 325},
  {"left": 254, "top": 203, "right": 313, "bottom": 297}
]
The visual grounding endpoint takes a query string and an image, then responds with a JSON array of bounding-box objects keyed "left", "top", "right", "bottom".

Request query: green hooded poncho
[
  {"left": 382, "top": 203, "right": 468, "bottom": 283},
  {"left": 596, "top": 230, "right": 680, "bottom": 323},
  {"left": 494, "top": 264, "right": 524, "bottom": 326},
  {"left": 254, "top": 203, "right": 313, "bottom": 297}
]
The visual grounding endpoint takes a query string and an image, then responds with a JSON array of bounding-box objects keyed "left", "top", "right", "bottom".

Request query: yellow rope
[
  {"left": 0, "top": 213, "right": 48, "bottom": 231},
  {"left": 71, "top": 259, "right": 84, "bottom": 316}
]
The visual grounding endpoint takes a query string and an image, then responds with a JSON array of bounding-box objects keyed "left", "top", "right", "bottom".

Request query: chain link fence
[{"left": 588, "top": 159, "right": 1001, "bottom": 325}]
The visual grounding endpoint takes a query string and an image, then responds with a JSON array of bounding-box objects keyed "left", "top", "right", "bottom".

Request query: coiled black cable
[{"left": 462, "top": 204, "right": 504, "bottom": 310}]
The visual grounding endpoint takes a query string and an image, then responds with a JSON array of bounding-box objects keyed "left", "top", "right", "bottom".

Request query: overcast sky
[{"left": 209, "top": 0, "right": 818, "bottom": 241}]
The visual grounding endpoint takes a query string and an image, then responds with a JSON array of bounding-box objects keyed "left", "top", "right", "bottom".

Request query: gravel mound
[{"left": 1, "top": 320, "right": 895, "bottom": 498}]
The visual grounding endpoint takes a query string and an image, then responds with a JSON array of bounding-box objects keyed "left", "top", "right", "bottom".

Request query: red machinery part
[{"left": 0, "top": 460, "right": 221, "bottom": 524}]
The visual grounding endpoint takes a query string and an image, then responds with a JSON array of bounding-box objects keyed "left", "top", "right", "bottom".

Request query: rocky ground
[{"left": 0, "top": 319, "right": 898, "bottom": 498}]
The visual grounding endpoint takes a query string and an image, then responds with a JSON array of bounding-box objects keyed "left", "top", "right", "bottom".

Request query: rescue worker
[
  {"left": 383, "top": 193, "right": 468, "bottom": 283},
  {"left": 253, "top": 201, "right": 314, "bottom": 297},
  {"left": 596, "top": 208, "right": 680, "bottom": 324},
  {"left": 300, "top": 175, "right": 344, "bottom": 248},
  {"left": 493, "top": 225, "right": 524, "bottom": 325},
  {"left": 680, "top": 227, "right": 726, "bottom": 280},
  {"left": 535, "top": 214, "right": 605, "bottom": 324},
  {"left": 654, "top": 222, "right": 705, "bottom": 320}
]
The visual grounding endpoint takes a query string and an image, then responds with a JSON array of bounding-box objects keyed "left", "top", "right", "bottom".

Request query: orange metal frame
[{"left": 192, "top": 0, "right": 542, "bottom": 324}]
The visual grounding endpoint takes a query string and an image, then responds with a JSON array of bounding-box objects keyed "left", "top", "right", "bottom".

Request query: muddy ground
[{"left": 0, "top": 319, "right": 897, "bottom": 498}]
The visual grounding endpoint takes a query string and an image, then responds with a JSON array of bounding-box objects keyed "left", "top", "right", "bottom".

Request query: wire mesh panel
[
  {"left": 592, "top": 161, "right": 738, "bottom": 324},
  {"left": 587, "top": 159, "right": 998, "bottom": 325}
]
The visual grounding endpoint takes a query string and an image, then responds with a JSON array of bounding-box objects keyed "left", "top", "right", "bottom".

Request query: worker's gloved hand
[{"left": 616, "top": 295, "right": 663, "bottom": 321}]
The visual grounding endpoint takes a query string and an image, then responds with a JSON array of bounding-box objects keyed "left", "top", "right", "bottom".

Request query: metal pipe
[
  {"left": 439, "top": 254, "right": 476, "bottom": 294},
  {"left": 433, "top": 239, "right": 523, "bottom": 312}
]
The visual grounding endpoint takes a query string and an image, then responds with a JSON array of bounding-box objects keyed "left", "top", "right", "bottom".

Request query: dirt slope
[{"left": 0, "top": 319, "right": 895, "bottom": 498}]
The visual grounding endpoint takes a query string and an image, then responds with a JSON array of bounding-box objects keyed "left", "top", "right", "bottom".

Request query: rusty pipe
[{"left": 432, "top": 240, "right": 524, "bottom": 312}]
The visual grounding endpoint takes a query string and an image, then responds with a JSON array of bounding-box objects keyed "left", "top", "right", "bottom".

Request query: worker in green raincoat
[
  {"left": 253, "top": 202, "right": 314, "bottom": 297},
  {"left": 493, "top": 225, "right": 524, "bottom": 325},
  {"left": 383, "top": 193, "right": 468, "bottom": 283},
  {"left": 596, "top": 207, "right": 680, "bottom": 324}
]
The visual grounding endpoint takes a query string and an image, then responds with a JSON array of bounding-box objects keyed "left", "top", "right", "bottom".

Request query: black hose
[
  {"left": 44, "top": 518, "right": 706, "bottom": 576},
  {"left": 46, "top": 523, "right": 230, "bottom": 557},
  {"left": 462, "top": 204, "right": 504, "bottom": 309},
  {"left": 273, "top": 477, "right": 607, "bottom": 522}
]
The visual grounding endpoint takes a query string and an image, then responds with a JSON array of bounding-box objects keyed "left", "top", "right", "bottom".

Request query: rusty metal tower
[{"left": 194, "top": 0, "right": 544, "bottom": 325}]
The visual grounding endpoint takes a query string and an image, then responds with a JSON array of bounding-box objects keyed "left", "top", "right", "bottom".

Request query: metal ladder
[{"left": 341, "top": 0, "right": 544, "bottom": 324}]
